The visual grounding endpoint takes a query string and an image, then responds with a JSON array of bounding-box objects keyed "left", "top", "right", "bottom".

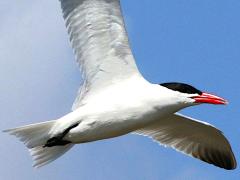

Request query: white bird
[{"left": 4, "top": 0, "right": 236, "bottom": 170}]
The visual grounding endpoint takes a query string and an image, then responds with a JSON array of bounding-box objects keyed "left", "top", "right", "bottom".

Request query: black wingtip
[
  {"left": 193, "top": 147, "right": 237, "bottom": 170},
  {"left": 224, "top": 153, "right": 237, "bottom": 170}
]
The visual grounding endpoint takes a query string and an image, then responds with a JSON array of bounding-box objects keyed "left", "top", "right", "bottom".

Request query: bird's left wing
[
  {"left": 59, "top": 0, "right": 141, "bottom": 110},
  {"left": 133, "top": 113, "right": 237, "bottom": 170}
]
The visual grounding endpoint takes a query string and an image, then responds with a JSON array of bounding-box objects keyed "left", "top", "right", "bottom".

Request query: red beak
[{"left": 192, "top": 92, "right": 228, "bottom": 105}]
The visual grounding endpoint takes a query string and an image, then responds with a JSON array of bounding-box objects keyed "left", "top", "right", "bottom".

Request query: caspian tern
[{"left": 4, "top": 0, "right": 236, "bottom": 170}]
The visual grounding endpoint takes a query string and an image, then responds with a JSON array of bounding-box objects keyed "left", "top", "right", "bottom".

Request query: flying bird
[{"left": 4, "top": 0, "right": 236, "bottom": 169}]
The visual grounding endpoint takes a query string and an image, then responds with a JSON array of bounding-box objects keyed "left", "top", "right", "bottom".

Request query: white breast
[{"left": 61, "top": 78, "right": 182, "bottom": 143}]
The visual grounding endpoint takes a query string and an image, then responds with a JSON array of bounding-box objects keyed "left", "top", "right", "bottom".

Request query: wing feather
[
  {"left": 134, "top": 113, "right": 237, "bottom": 170},
  {"left": 59, "top": 0, "right": 141, "bottom": 110}
]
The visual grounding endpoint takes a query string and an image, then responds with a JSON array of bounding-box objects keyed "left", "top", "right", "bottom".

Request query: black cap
[{"left": 160, "top": 82, "right": 202, "bottom": 95}]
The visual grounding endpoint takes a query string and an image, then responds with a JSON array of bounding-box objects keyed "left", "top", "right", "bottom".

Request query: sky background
[{"left": 1, "top": 0, "right": 240, "bottom": 179}]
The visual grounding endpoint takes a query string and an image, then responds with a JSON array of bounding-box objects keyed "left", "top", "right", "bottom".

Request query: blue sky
[{"left": 1, "top": 0, "right": 240, "bottom": 179}]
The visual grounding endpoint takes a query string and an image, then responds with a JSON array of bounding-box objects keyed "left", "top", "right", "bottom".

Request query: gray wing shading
[
  {"left": 133, "top": 113, "right": 237, "bottom": 170},
  {"left": 59, "top": 0, "right": 141, "bottom": 110}
]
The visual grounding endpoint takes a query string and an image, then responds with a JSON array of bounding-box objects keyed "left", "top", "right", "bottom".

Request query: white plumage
[
  {"left": 4, "top": 0, "right": 236, "bottom": 170},
  {"left": 60, "top": 0, "right": 141, "bottom": 109}
]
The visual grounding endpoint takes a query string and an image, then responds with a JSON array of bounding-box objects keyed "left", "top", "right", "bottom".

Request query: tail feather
[
  {"left": 29, "top": 144, "right": 74, "bottom": 168},
  {"left": 4, "top": 120, "right": 74, "bottom": 168},
  {"left": 4, "top": 120, "right": 56, "bottom": 148}
]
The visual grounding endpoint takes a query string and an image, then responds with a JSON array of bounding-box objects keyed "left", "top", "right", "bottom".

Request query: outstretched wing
[
  {"left": 134, "top": 113, "right": 237, "bottom": 170},
  {"left": 59, "top": 0, "right": 141, "bottom": 110}
]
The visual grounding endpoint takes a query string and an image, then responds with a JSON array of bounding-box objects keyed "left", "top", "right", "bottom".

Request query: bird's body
[
  {"left": 53, "top": 76, "right": 184, "bottom": 144},
  {"left": 4, "top": 0, "right": 236, "bottom": 170}
]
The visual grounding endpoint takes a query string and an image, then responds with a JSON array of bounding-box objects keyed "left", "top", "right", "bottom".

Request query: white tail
[
  {"left": 4, "top": 120, "right": 74, "bottom": 168},
  {"left": 29, "top": 144, "right": 74, "bottom": 168}
]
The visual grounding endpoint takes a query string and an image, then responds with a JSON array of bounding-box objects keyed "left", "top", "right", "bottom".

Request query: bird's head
[{"left": 160, "top": 82, "right": 228, "bottom": 106}]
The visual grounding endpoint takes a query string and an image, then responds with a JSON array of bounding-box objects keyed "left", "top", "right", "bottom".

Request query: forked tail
[{"left": 3, "top": 120, "right": 74, "bottom": 168}]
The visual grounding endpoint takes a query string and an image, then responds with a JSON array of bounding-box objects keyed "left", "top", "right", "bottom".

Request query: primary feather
[{"left": 134, "top": 113, "right": 236, "bottom": 170}]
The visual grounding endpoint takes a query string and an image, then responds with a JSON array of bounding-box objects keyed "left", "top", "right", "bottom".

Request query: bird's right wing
[{"left": 133, "top": 113, "right": 237, "bottom": 170}]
